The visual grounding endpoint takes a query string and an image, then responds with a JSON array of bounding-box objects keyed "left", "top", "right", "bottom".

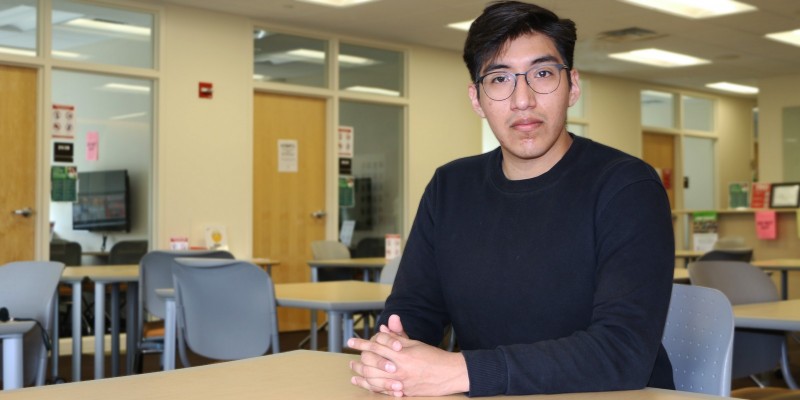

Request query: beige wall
[{"left": 758, "top": 73, "right": 800, "bottom": 183}]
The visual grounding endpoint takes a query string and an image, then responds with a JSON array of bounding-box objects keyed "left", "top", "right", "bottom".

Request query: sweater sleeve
[{"left": 463, "top": 177, "right": 675, "bottom": 396}]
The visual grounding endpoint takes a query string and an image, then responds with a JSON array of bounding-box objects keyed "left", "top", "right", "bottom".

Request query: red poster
[
  {"left": 750, "top": 182, "right": 771, "bottom": 209},
  {"left": 755, "top": 211, "right": 777, "bottom": 240}
]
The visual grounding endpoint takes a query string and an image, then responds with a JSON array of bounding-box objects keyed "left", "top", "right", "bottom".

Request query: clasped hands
[{"left": 347, "top": 314, "right": 469, "bottom": 397}]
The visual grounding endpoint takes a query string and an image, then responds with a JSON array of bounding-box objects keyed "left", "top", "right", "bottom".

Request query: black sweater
[{"left": 380, "top": 135, "right": 675, "bottom": 396}]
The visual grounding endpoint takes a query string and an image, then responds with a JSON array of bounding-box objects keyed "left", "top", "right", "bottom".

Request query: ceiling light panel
[
  {"left": 765, "top": 29, "right": 800, "bottom": 48},
  {"left": 609, "top": 48, "right": 710, "bottom": 67},
  {"left": 619, "top": 0, "right": 757, "bottom": 19},
  {"left": 705, "top": 82, "right": 759, "bottom": 94},
  {"left": 294, "top": 0, "right": 380, "bottom": 8}
]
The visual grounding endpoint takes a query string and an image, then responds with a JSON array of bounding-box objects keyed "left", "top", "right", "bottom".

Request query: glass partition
[
  {"left": 51, "top": 0, "right": 154, "bottom": 68},
  {"left": 339, "top": 42, "right": 403, "bottom": 97},
  {"left": 641, "top": 90, "right": 675, "bottom": 129},
  {"left": 682, "top": 95, "right": 714, "bottom": 132},
  {"left": 254, "top": 30, "right": 328, "bottom": 88},
  {"left": 0, "top": 0, "right": 38, "bottom": 57}
]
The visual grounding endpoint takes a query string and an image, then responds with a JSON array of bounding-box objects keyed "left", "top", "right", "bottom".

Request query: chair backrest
[
  {"left": 108, "top": 240, "right": 149, "bottom": 265},
  {"left": 353, "top": 237, "right": 385, "bottom": 258},
  {"left": 0, "top": 261, "right": 65, "bottom": 386},
  {"left": 698, "top": 249, "right": 753, "bottom": 262},
  {"left": 662, "top": 283, "right": 734, "bottom": 397},
  {"left": 138, "top": 250, "right": 234, "bottom": 330},
  {"left": 688, "top": 261, "right": 783, "bottom": 379},
  {"left": 49, "top": 240, "right": 82, "bottom": 266},
  {"left": 379, "top": 256, "right": 401, "bottom": 285},
  {"left": 310, "top": 240, "right": 351, "bottom": 259},
  {"left": 172, "top": 257, "right": 278, "bottom": 363}
]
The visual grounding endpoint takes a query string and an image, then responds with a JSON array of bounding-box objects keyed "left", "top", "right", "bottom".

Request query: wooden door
[
  {"left": 253, "top": 92, "right": 326, "bottom": 331},
  {"left": 0, "top": 65, "right": 37, "bottom": 264},
  {"left": 642, "top": 131, "right": 676, "bottom": 208}
]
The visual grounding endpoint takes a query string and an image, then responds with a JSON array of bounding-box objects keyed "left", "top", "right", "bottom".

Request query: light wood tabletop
[
  {"left": 0, "top": 350, "right": 735, "bottom": 399},
  {"left": 733, "top": 299, "right": 800, "bottom": 331}
]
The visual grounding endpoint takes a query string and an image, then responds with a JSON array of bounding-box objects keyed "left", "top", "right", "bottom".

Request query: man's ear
[
  {"left": 568, "top": 68, "right": 581, "bottom": 107},
  {"left": 468, "top": 83, "right": 486, "bottom": 118}
]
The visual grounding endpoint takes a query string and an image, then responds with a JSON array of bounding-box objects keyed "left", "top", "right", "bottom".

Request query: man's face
[{"left": 468, "top": 32, "right": 581, "bottom": 178}]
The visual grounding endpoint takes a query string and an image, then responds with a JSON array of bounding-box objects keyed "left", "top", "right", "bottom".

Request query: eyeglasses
[{"left": 477, "top": 63, "right": 569, "bottom": 101}]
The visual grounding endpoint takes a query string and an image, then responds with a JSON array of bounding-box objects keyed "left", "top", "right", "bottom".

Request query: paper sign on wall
[
  {"left": 755, "top": 210, "right": 777, "bottom": 240},
  {"left": 338, "top": 126, "right": 354, "bottom": 158},
  {"left": 750, "top": 182, "right": 771, "bottom": 209},
  {"left": 86, "top": 131, "right": 99, "bottom": 161},
  {"left": 278, "top": 139, "right": 298, "bottom": 173},
  {"left": 692, "top": 211, "right": 718, "bottom": 252},
  {"left": 385, "top": 234, "right": 402, "bottom": 260},
  {"left": 52, "top": 104, "right": 75, "bottom": 139},
  {"left": 205, "top": 226, "right": 229, "bottom": 250}
]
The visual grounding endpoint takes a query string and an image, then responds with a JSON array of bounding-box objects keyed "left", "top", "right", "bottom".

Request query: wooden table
[
  {"left": 673, "top": 268, "right": 690, "bottom": 282},
  {"left": 306, "top": 257, "right": 386, "bottom": 282},
  {"left": 675, "top": 250, "right": 705, "bottom": 267},
  {"left": 275, "top": 281, "right": 392, "bottom": 352},
  {"left": 733, "top": 299, "right": 800, "bottom": 389},
  {"left": 0, "top": 320, "right": 35, "bottom": 390},
  {"left": 752, "top": 259, "right": 800, "bottom": 300},
  {"left": 0, "top": 350, "right": 734, "bottom": 399},
  {"left": 250, "top": 257, "right": 280, "bottom": 275}
]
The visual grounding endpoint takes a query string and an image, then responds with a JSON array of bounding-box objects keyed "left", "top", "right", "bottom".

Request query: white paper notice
[
  {"left": 278, "top": 139, "right": 298, "bottom": 173},
  {"left": 338, "top": 126, "right": 354, "bottom": 158}
]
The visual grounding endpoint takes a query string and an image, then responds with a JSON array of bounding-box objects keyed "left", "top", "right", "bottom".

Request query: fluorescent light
[
  {"left": 102, "top": 83, "right": 151, "bottom": 93},
  {"left": 345, "top": 85, "right": 400, "bottom": 96},
  {"left": 294, "top": 0, "right": 379, "bottom": 7},
  {"left": 0, "top": 46, "right": 35, "bottom": 57},
  {"left": 619, "top": 0, "right": 756, "bottom": 19},
  {"left": 447, "top": 20, "right": 474, "bottom": 31},
  {"left": 52, "top": 50, "right": 84, "bottom": 59},
  {"left": 110, "top": 112, "right": 147, "bottom": 120},
  {"left": 765, "top": 29, "right": 800, "bottom": 48},
  {"left": 705, "top": 82, "right": 759, "bottom": 94},
  {"left": 609, "top": 48, "right": 710, "bottom": 67},
  {"left": 65, "top": 18, "right": 151, "bottom": 36}
]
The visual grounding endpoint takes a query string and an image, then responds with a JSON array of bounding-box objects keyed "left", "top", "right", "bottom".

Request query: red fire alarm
[{"left": 199, "top": 82, "right": 213, "bottom": 99}]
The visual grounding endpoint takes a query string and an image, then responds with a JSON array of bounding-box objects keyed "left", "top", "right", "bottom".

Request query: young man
[{"left": 348, "top": 1, "right": 675, "bottom": 397}]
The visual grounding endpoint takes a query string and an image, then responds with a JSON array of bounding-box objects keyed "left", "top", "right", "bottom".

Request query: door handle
[
  {"left": 310, "top": 210, "right": 327, "bottom": 219},
  {"left": 11, "top": 207, "right": 34, "bottom": 217}
]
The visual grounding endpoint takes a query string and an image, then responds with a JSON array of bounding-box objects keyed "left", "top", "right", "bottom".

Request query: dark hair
[{"left": 463, "top": 1, "right": 577, "bottom": 86}]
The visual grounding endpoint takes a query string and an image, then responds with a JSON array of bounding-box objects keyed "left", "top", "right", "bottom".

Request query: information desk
[
  {"left": 0, "top": 350, "right": 734, "bottom": 399},
  {"left": 0, "top": 320, "right": 35, "bottom": 390}
]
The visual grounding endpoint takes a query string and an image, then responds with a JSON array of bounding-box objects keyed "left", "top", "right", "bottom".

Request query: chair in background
[
  {"left": 353, "top": 237, "right": 385, "bottom": 258},
  {"left": 49, "top": 240, "right": 82, "bottom": 266},
  {"left": 662, "top": 283, "right": 734, "bottom": 397},
  {"left": 688, "top": 261, "right": 795, "bottom": 397},
  {"left": 172, "top": 258, "right": 279, "bottom": 366},
  {"left": 132, "top": 249, "right": 234, "bottom": 372},
  {"left": 50, "top": 240, "right": 85, "bottom": 337},
  {"left": 698, "top": 249, "right": 754, "bottom": 262},
  {"left": 310, "top": 240, "right": 356, "bottom": 281},
  {"left": 108, "top": 240, "right": 148, "bottom": 265},
  {"left": 0, "top": 261, "right": 65, "bottom": 387}
]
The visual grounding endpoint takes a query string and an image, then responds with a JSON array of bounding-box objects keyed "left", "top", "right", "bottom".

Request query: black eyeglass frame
[{"left": 476, "top": 63, "right": 570, "bottom": 101}]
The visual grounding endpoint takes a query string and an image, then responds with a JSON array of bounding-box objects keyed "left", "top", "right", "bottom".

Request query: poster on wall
[
  {"left": 338, "top": 126, "right": 354, "bottom": 158},
  {"left": 277, "top": 139, "right": 298, "bottom": 173},
  {"left": 750, "top": 182, "right": 771, "bottom": 209},
  {"left": 691, "top": 211, "right": 718, "bottom": 252},
  {"left": 52, "top": 104, "right": 75, "bottom": 139},
  {"left": 86, "top": 131, "right": 99, "bottom": 161},
  {"left": 51, "top": 166, "right": 77, "bottom": 202}
]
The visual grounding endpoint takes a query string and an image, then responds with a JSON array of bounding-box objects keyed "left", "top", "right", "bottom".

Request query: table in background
[
  {"left": 675, "top": 250, "right": 705, "bottom": 268},
  {"left": 251, "top": 258, "right": 280, "bottom": 276},
  {"left": 0, "top": 320, "right": 35, "bottom": 390},
  {"left": 673, "top": 268, "right": 690, "bottom": 283},
  {"left": 306, "top": 257, "right": 386, "bottom": 282},
  {"left": 275, "top": 281, "right": 392, "bottom": 352},
  {"left": 752, "top": 259, "right": 800, "bottom": 300},
  {"left": 733, "top": 299, "right": 800, "bottom": 389},
  {"left": 57, "top": 265, "right": 139, "bottom": 382},
  {"left": 0, "top": 350, "right": 734, "bottom": 399}
]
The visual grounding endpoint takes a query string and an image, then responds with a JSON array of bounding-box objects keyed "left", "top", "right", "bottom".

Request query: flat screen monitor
[{"left": 72, "top": 170, "right": 131, "bottom": 232}]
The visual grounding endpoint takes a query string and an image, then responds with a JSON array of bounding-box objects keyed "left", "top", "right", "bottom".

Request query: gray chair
[
  {"left": 49, "top": 240, "right": 82, "bottom": 266},
  {"left": 662, "top": 283, "right": 734, "bottom": 397},
  {"left": 688, "top": 261, "right": 792, "bottom": 390},
  {"left": 108, "top": 240, "right": 148, "bottom": 265},
  {"left": 698, "top": 249, "right": 753, "bottom": 262},
  {"left": 0, "top": 261, "right": 65, "bottom": 387},
  {"left": 311, "top": 240, "right": 355, "bottom": 281},
  {"left": 133, "top": 249, "right": 234, "bottom": 372},
  {"left": 172, "top": 257, "right": 279, "bottom": 366}
]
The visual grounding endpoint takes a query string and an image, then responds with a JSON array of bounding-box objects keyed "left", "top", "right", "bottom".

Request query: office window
[
  {"left": 339, "top": 43, "right": 403, "bottom": 97},
  {"left": 641, "top": 90, "right": 675, "bottom": 129},
  {"left": 49, "top": 69, "right": 152, "bottom": 248},
  {"left": 339, "top": 101, "right": 404, "bottom": 246},
  {"left": 51, "top": 0, "right": 155, "bottom": 68},
  {"left": 682, "top": 95, "right": 714, "bottom": 132},
  {"left": 253, "top": 30, "right": 327, "bottom": 88},
  {"left": 0, "top": 0, "right": 37, "bottom": 57}
]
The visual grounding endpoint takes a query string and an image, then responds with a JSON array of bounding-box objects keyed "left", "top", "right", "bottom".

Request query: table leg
[
  {"left": 2, "top": 334, "right": 24, "bottom": 390},
  {"left": 126, "top": 283, "right": 137, "bottom": 374},
  {"left": 328, "top": 311, "right": 343, "bottom": 353},
  {"left": 71, "top": 281, "right": 82, "bottom": 382},
  {"left": 782, "top": 270, "right": 789, "bottom": 300},
  {"left": 164, "top": 297, "right": 176, "bottom": 371},
  {"left": 51, "top": 290, "right": 59, "bottom": 380},
  {"left": 94, "top": 282, "right": 106, "bottom": 379},
  {"left": 310, "top": 267, "right": 319, "bottom": 350},
  {"left": 110, "top": 283, "right": 120, "bottom": 377}
]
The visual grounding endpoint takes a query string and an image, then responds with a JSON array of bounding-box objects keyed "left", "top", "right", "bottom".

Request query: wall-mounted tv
[{"left": 72, "top": 170, "right": 131, "bottom": 232}]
